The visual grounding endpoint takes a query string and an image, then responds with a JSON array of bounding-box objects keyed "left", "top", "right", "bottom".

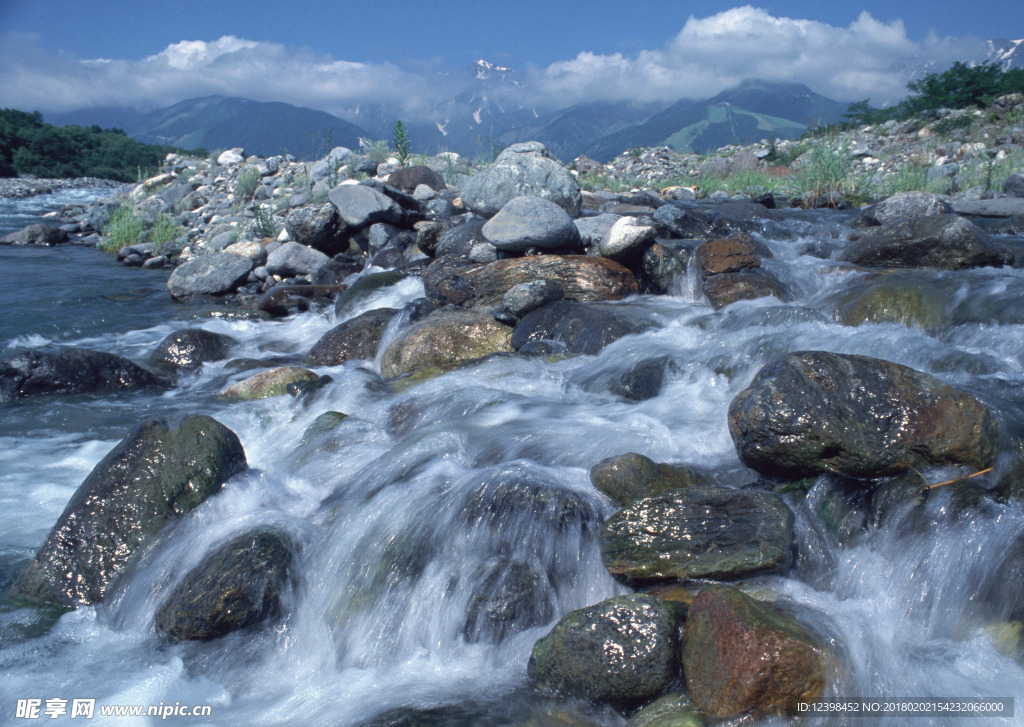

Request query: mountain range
[{"left": 42, "top": 42, "right": 1022, "bottom": 164}]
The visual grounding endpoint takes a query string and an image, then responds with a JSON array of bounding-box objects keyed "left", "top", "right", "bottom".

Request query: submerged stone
[
  {"left": 589, "top": 452, "right": 704, "bottom": 506},
  {"left": 379, "top": 310, "right": 512, "bottom": 378},
  {"left": 155, "top": 529, "right": 294, "bottom": 641}
]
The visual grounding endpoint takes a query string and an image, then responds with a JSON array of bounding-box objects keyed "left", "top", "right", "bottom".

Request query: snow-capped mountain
[{"left": 988, "top": 39, "right": 1024, "bottom": 70}]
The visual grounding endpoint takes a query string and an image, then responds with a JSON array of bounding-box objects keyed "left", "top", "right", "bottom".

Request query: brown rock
[
  {"left": 682, "top": 584, "right": 827, "bottom": 718},
  {"left": 695, "top": 236, "right": 761, "bottom": 277},
  {"left": 701, "top": 269, "right": 788, "bottom": 309},
  {"left": 424, "top": 254, "right": 638, "bottom": 309}
]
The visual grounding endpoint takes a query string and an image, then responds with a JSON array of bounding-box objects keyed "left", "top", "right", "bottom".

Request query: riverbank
[{"left": 0, "top": 176, "right": 126, "bottom": 200}]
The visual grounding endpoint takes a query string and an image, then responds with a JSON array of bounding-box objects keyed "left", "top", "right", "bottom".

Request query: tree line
[
  {"left": 841, "top": 61, "right": 1024, "bottom": 127},
  {"left": 0, "top": 109, "right": 195, "bottom": 182}
]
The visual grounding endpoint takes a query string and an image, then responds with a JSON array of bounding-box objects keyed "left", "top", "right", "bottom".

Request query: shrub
[
  {"left": 252, "top": 206, "right": 278, "bottom": 239},
  {"left": 148, "top": 214, "right": 180, "bottom": 252},
  {"left": 234, "top": 168, "right": 260, "bottom": 199},
  {"left": 360, "top": 137, "right": 391, "bottom": 163},
  {"left": 98, "top": 202, "right": 143, "bottom": 253}
]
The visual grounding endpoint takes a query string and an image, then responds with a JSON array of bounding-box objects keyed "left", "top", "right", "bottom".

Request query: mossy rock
[
  {"left": 589, "top": 452, "right": 706, "bottom": 506},
  {"left": 218, "top": 366, "right": 320, "bottom": 400}
]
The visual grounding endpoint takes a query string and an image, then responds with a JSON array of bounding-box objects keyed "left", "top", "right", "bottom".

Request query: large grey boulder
[
  {"left": 461, "top": 142, "right": 582, "bottom": 218},
  {"left": 166, "top": 251, "right": 253, "bottom": 299},
  {"left": 728, "top": 351, "right": 1001, "bottom": 479},
  {"left": 601, "top": 486, "right": 794, "bottom": 583},
  {"left": 328, "top": 183, "right": 403, "bottom": 228},
  {"left": 1, "top": 347, "right": 166, "bottom": 401},
  {"left": 840, "top": 215, "right": 1013, "bottom": 269},
  {"left": 265, "top": 241, "right": 330, "bottom": 277},
  {"left": 481, "top": 196, "right": 581, "bottom": 252},
  {"left": 14, "top": 416, "right": 246, "bottom": 608},
  {"left": 528, "top": 594, "right": 677, "bottom": 704},
  {"left": 854, "top": 190, "right": 953, "bottom": 227},
  {"left": 155, "top": 529, "right": 294, "bottom": 641}
]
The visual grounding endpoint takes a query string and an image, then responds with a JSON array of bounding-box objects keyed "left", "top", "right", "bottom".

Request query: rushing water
[{"left": 1, "top": 190, "right": 1024, "bottom": 726}]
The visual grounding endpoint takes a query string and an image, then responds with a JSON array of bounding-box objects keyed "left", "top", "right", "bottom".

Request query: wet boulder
[
  {"left": 379, "top": 309, "right": 513, "bottom": 378},
  {"left": 600, "top": 485, "right": 794, "bottom": 583},
  {"left": 728, "top": 351, "right": 1001, "bottom": 479},
  {"left": 482, "top": 196, "right": 582, "bottom": 252},
  {"left": 528, "top": 594, "right": 677, "bottom": 704},
  {"left": 424, "top": 254, "right": 637, "bottom": 309},
  {"left": 284, "top": 203, "right": 348, "bottom": 256},
  {"left": 461, "top": 142, "right": 581, "bottom": 218},
  {"left": 333, "top": 270, "right": 406, "bottom": 317},
  {"left": 218, "top": 366, "right": 321, "bottom": 400},
  {"left": 682, "top": 584, "right": 827, "bottom": 718},
  {"left": 511, "top": 300, "right": 651, "bottom": 355},
  {"left": 305, "top": 308, "right": 399, "bottom": 366},
  {"left": 598, "top": 217, "right": 656, "bottom": 263},
  {"left": 834, "top": 272, "right": 951, "bottom": 329},
  {"left": 155, "top": 529, "right": 294, "bottom": 641},
  {"left": 608, "top": 355, "right": 675, "bottom": 401},
  {"left": 151, "top": 328, "right": 236, "bottom": 369},
  {"left": 639, "top": 242, "right": 687, "bottom": 295},
  {"left": 695, "top": 234, "right": 769, "bottom": 277},
  {"left": 13, "top": 416, "right": 246, "bottom": 608},
  {"left": 0, "top": 347, "right": 166, "bottom": 401},
  {"left": 840, "top": 215, "right": 1013, "bottom": 270},
  {"left": 166, "top": 251, "right": 254, "bottom": 299},
  {"left": 590, "top": 452, "right": 705, "bottom": 506},
  {"left": 625, "top": 692, "right": 704, "bottom": 727},
  {"left": 463, "top": 560, "right": 554, "bottom": 644},
  {"left": 854, "top": 190, "right": 952, "bottom": 227},
  {"left": 701, "top": 269, "right": 788, "bottom": 309}
]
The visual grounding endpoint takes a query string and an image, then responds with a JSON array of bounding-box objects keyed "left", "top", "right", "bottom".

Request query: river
[{"left": 1, "top": 189, "right": 1023, "bottom": 726}]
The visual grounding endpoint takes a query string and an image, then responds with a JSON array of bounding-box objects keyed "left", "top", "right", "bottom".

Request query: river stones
[
  {"left": 682, "top": 584, "right": 826, "bottom": 718},
  {"left": 834, "top": 272, "right": 951, "bottom": 329},
  {"left": 840, "top": 215, "right": 1013, "bottom": 270},
  {"left": 155, "top": 529, "right": 294, "bottom": 641},
  {"left": 463, "top": 559, "right": 554, "bottom": 644},
  {"left": 379, "top": 309, "right": 513, "bottom": 378},
  {"left": 482, "top": 196, "right": 582, "bottom": 252},
  {"left": 0, "top": 347, "right": 167, "bottom": 401},
  {"left": 728, "top": 351, "right": 1001, "bottom": 479},
  {"left": 166, "top": 250, "right": 254, "bottom": 299},
  {"left": 285, "top": 202, "right": 348, "bottom": 255},
  {"left": 590, "top": 452, "right": 704, "bottom": 506},
  {"left": 528, "top": 594, "right": 677, "bottom": 704},
  {"left": 424, "top": 254, "right": 638, "bottom": 310},
  {"left": 461, "top": 141, "right": 581, "bottom": 218},
  {"left": 14, "top": 416, "right": 246, "bottom": 608},
  {"left": 511, "top": 300, "right": 651, "bottom": 355},
  {"left": 625, "top": 693, "right": 704, "bottom": 727},
  {"left": 218, "top": 366, "right": 321, "bottom": 400},
  {"left": 328, "top": 183, "right": 404, "bottom": 228},
  {"left": 387, "top": 165, "right": 446, "bottom": 193},
  {"left": 608, "top": 355, "right": 675, "bottom": 401},
  {"left": 305, "top": 308, "right": 399, "bottom": 366},
  {"left": 0, "top": 223, "right": 69, "bottom": 245},
  {"left": 854, "top": 190, "right": 953, "bottom": 227},
  {"left": 265, "top": 241, "right": 331, "bottom": 277},
  {"left": 598, "top": 217, "right": 656, "bottom": 263},
  {"left": 600, "top": 485, "right": 794, "bottom": 583},
  {"left": 151, "top": 328, "right": 236, "bottom": 369}
]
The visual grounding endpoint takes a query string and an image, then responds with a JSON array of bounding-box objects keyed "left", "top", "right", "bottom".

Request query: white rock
[
  {"left": 599, "top": 217, "right": 656, "bottom": 262},
  {"left": 217, "top": 148, "right": 245, "bottom": 165}
]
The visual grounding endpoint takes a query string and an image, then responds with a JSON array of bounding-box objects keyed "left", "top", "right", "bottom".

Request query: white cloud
[
  {"left": 528, "top": 6, "right": 990, "bottom": 106},
  {"left": 0, "top": 8, "right": 994, "bottom": 123}
]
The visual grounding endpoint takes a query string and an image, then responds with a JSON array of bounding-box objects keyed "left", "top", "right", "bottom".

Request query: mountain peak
[{"left": 465, "top": 59, "right": 516, "bottom": 81}]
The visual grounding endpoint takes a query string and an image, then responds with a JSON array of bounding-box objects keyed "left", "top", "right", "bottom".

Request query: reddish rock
[{"left": 682, "top": 584, "right": 827, "bottom": 718}]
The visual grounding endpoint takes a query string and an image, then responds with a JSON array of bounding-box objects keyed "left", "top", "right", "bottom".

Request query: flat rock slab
[
  {"left": 728, "top": 350, "right": 1001, "bottom": 479},
  {"left": 600, "top": 485, "right": 794, "bottom": 583}
]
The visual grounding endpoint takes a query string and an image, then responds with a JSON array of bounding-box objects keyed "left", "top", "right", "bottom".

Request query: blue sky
[{"left": 1, "top": 1, "right": 1020, "bottom": 117}]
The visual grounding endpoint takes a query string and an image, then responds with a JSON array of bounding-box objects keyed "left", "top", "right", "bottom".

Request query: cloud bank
[{"left": 0, "top": 6, "right": 992, "bottom": 121}]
